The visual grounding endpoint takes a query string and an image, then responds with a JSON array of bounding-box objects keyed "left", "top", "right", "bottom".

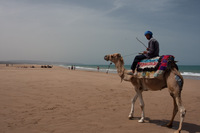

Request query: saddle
[{"left": 135, "top": 55, "right": 175, "bottom": 78}]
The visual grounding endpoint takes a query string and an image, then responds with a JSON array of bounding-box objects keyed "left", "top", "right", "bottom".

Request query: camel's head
[{"left": 104, "top": 53, "right": 124, "bottom": 64}]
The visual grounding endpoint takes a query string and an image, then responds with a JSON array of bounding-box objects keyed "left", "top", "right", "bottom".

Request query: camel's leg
[
  {"left": 137, "top": 91, "right": 145, "bottom": 123},
  {"left": 174, "top": 96, "right": 186, "bottom": 133},
  {"left": 166, "top": 71, "right": 186, "bottom": 133},
  {"left": 166, "top": 93, "right": 178, "bottom": 128},
  {"left": 128, "top": 93, "right": 138, "bottom": 119}
]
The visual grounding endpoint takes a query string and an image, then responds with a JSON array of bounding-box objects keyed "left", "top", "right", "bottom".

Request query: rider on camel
[{"left": 130, "top": 31, "right": 159, "bottom": 74}]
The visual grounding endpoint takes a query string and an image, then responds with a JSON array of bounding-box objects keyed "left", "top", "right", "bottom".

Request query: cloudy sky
[{"left": 0, "top": 0, "right": 199, "bottom": 65}]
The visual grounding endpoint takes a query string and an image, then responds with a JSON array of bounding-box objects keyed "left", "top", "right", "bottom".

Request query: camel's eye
[{"left": 111, "top": 55, "right": 114, "bottom": 58}]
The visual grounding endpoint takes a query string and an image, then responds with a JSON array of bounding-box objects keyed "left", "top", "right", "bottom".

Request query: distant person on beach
[
  {"left": 71, "top": 65, "right": 75, "bottom": 70},
  {"left": 130, "top": 31, "right": 159, "bottom": 74},
  {"left": 97, "top": 66, "right": 100, "bottom": 72}
]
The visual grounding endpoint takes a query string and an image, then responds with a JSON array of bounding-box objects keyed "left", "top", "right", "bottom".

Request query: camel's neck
[
  {"left": 115, "top": 61, "right": 125, "bottom": 78},
  {"left": 114, "top": 59, "right": 130, "bottom": 81},
  {"left": 113, "top": 57, "right": 133, "bottom": 82}
]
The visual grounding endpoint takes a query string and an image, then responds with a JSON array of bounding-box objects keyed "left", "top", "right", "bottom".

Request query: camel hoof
[
  {"left": 128, "top": 116, "right": 134, "bottom": 120},
  {"left": 138, "top": 118, "right": 144, "bottom": 123},
  {"left": 174, "top": 130, "right": 180, "bottom": 133},
  {"left": 166, "top": 123, "right": 173, "bottom": 128}
]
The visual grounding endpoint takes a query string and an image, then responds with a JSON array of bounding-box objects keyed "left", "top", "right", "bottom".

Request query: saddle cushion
[
  {"left": 136, "top": 57, "right": 160, "bottom": 72},
  {"left": 135, "top": 55, "right": 174, "bottom": 78}
]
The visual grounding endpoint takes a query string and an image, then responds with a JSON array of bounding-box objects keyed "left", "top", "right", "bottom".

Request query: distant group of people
[
  {"left": 6, "top": 64, "right": 13, "bottom": 67},
  {"left": 41, "top": 65, "right": 53, "bottom": 68}
]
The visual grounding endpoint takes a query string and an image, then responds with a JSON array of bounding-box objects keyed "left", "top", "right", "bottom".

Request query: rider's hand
[{"left": 143, "top": 51, "right": 148, "bottom": 54}]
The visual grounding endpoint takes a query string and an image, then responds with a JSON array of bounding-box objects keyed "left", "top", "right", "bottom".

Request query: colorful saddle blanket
[{"left": 135, "top": 55, "right": 174, "bottom": 78}]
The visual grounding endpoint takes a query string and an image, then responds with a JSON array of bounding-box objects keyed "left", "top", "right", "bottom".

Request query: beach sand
[{"left": 0, "top": 64, "right": 199, "bottom": 133}]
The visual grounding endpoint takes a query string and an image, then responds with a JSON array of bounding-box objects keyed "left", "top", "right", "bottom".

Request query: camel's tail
[{"left": 170, "top": 62, "right": 184, "bottom": 92}]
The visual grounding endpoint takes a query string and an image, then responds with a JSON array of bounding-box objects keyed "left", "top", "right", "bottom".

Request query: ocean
[{"left": 61, "top": 64, "right": 200, "bottom": 80}]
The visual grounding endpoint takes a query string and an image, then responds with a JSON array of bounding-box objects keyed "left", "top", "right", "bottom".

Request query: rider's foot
[{"left": 127, "top": 71, "right": 134, "bottom": 75}]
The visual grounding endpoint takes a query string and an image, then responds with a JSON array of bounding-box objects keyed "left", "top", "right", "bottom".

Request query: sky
[{"left": 0, "top": 0, "right": 199, "bottom": 65}]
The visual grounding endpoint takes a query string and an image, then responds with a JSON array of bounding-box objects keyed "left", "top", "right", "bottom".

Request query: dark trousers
[{"left": 131, "top": 54, "right": 147, "bottom": 71}]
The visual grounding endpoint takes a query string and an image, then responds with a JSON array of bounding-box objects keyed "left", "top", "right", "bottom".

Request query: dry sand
[{"left": 0, "top": 64, "right": 199, "bottom": 133}]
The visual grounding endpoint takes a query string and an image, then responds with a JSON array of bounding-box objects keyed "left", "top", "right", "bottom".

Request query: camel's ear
[{"left": 117, "top": 53, "right": 121, "bottom": 58}]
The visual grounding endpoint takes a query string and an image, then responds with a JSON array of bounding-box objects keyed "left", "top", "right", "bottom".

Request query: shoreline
[
  {"left": 59, "top": 64, "right": 200, "bottom": 80},
  {"left": 1, "top": 64, "right": 200, "bottom": 80}
]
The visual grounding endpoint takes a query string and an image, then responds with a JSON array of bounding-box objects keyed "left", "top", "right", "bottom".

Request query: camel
[{"left": 104, "top": 53, "right": 186, "bottom": 133}]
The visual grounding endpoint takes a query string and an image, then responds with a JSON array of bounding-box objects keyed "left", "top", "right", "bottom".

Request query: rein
[
  {"left": 106, "top": 52, "right": 138, "bottom": 74},
  {"left": 106, "top": 62, "right": 112, "bottom": 74},
  {"left": 106, "top": 51, "right": 140, "bottom": 74}
]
